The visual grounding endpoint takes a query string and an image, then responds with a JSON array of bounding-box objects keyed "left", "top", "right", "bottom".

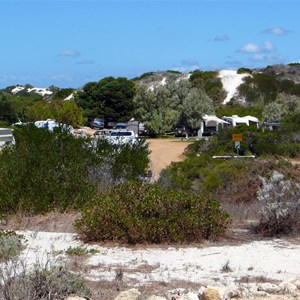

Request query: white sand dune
[{"left": 219, "top": 70, "right": 249, "bottom": 104}]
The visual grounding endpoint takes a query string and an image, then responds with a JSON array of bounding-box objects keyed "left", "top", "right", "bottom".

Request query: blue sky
[{"left": 0, "top": 0, "right": 299, "bottom": 88}]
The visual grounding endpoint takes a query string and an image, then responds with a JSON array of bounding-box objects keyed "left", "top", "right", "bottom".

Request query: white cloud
[
  {"left": 239, "top": 41, "right": 276, "bottom": 54},
  {"left": 58, "top": 50, "right": 81, "bottom": 57},
  {"left": 263, "top": 40, "right": 276, "bottom": 52},
  {"left": 264, "top": 27, "right": 289, "bottom": 36},
  {"left": 240, "top": 43, "right": 260, "bottom": 53}
]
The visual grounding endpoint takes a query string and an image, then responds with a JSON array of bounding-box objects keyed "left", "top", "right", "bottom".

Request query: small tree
[
  {"left": 262, "top": 102, "right": 283, "bottom": 121},
  {"left": 179, "top": 88, "right": 214, "bottom": 129}
]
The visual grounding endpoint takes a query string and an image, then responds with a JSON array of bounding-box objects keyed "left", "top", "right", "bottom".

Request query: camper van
[{"left": 0, "top": 128, "right": 15, "bottom": 149}]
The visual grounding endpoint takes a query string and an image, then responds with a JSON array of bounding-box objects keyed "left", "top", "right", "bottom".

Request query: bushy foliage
[
  {"left": 237, "top": 68, "right": 253, "bottom": 74},
  {"left": 51, "top": 88, "right": 74, "bottom": 100},
  {"left": 26, "top": 100, "right": 86, "bottom": 127},
  {"left": 134, "top": 80, "right": 214, "bottom": 135},
  {"left": 75, "top": 76, "right": 135, "bottom": 122},
  {"left": 0, "top": 126, "right": 150, "bottom": 214},
  {"left": 0, "top": 93, "right": 19, "bottom": 124},
  {"left": 255, "top": 171, "right": 300, "bottom": 236},
  {"left": 179, "top": 88, "right": 215, "bottom": 129},
  {"left": 159, "top": 133, "right": 298, "bottom": 205},
  {"left": 262, "top": 102, "right": 284, "bottom": 122},
  {"left": 189, "top": 70, "right": 226, "bottom": 105},
  {"left": 134, "top": 85, "right": 180, "bottom": 135},
  {"left": 76, "top": 181, "right": 230, "bottom": 244},
  {"left": 0, "top": 262, "right": 90, "bottom": 300},
  {"left": 0, "top": 230, "right": 25, "bottom": 261},
  {"left": 0, "top": 126, "right": 97, "bottom": 213},
  {"left": 180, "top": 119, "right": 300, "bottom": 159},
  {"left": 238, "top": 73, "right": 278, "bottom": 105}
]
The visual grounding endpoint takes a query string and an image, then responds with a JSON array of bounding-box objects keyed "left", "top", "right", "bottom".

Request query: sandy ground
[
  {"left": 15, "top": 230, "right": 300, "bottom": 300},
  {"left": 147, "top": 138, "right": 191, "bottom": 181}
]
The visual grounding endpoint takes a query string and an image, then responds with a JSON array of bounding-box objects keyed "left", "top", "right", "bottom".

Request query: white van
[
  {"left": 0, "top": 128, "right": 15, "bottom": 149},
  {"left": 106, "top": 130, "right": 137, "bottom": 145}
]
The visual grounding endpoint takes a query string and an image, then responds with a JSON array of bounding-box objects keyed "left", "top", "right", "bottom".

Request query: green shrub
[
  {"left": 0, "top": 126, "right": 150, "bottom": 214},
  {"left": 255, "top": 171, "right": 300, "bottom": 236},
  {"left": 0, "top": 263, "right": 90, "bottom": 299},
  {"left": 75, "top": 181, "right": 230, "bottom": 244},
  {"left": 0, "top": 126, "right": 97, "bottom": 213},
  {"left": 237, "top": 68, "right": 253, "bottom": 74},
  {"left": 65, "top": 246, "right": 99, "bottom": 256},
  {"left": 0, "top": 230, "right": 25, "bottom": 261}
]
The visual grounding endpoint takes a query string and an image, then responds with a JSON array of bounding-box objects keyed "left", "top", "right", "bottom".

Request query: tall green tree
[
  {"left": 179, "top": 88, "right": 215, "bottom": 129},
  {"left": 0, "top": 93, "right": 19, "bottom": 124},
  {"left": 134, "top": 85, "right": 180, "bottom": 135},
  {"left": 75, "top": 77, "right": 135, "bottom": 122},
  {"left": 262, "top": 102, "right": 284, "bottom": 121}
]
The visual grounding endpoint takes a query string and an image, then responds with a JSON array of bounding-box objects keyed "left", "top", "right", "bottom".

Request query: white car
[{"left": 106, "top": 130, "right": 137, "bottom": 145}]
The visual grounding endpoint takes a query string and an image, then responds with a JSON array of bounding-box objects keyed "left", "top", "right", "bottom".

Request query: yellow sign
[{"left": 232, "top": 133, "right": 243, "bottom": 141}]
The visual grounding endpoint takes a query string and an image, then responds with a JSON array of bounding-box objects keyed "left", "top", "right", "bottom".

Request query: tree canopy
[{"left": 75, "top": 77, "right": 135, "bottom": 122}]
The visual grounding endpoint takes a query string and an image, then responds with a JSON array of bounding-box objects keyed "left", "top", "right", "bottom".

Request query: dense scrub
[
  {"left": 76, "top": 181, "right": 230, "bottom": 244},
  {"left": 255, "top": 171, "right": 300, "bottom": 236},
  {"left": 159, "top": 124, "right": 300, "bottom": 236},
  {"left": 0, "top": 263, "right": 89, "bottom": 300},
  {"left": 0, "top": 126, "right": 150, "bottom": 214}
]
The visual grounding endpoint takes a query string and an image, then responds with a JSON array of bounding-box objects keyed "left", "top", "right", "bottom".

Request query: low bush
[
  {"left": 0, "top": 262, "right": 90, "bottom": 300},
  {"left": 75, "top": 181, "right": 230, "bottom": 244},
  {"left": 255, "top": 171, "right": 300, "bottom": 236},
  {"left": 0, "top": 126, "right": 150, "bottom": 214},
  {"left": 0, "top": 230, "right": 25, "bottom": 261},
  {"left": 65, "top": 246, "right": 99, "bottom": 256}
]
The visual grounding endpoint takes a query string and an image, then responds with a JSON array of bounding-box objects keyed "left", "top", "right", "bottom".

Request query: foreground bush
[
  {"left": 0, "top": 262, "right": 90, "bottom": 300},
  {"left": 76, "top": 181, "right": 230, "bottom": 244},
  {"left": 0, "top": 126, "right": 150, "bottom": 214},
  {"left": 0, "top": 230, "right": 25, "bottom": 261},
  {"left": 255, "top": 171, "right": 300, "bottom": 236}
]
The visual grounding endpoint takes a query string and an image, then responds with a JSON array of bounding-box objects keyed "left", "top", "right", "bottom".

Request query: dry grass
[{"left": 0, "top": 211, "right": 80, "bottom": 233}]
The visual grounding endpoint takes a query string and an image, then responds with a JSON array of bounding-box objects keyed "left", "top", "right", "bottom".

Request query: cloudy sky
[{"left": 0, "top": 0, "right": 298, "bottom": 88}]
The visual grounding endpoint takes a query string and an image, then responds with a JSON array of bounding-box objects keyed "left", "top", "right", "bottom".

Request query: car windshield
[
  {"left": 94, "top": 118, "right": 104, "bottom": 123},
  {"left": 110, "top": 131, "right": 133, "bottom": 137}
]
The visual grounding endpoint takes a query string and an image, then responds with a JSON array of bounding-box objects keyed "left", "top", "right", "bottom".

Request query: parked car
[
  {"left": 90, "top": 118, "right": 105, "bottom": 129},
  {"left": 106, "top": 130, "right": 137, "bottom": 145},
  {"left": 114, "top": 122, "right": 127, "bottom": 130},
  {"left": 174, "top": 125, "right": 195, "bottom": 137}
]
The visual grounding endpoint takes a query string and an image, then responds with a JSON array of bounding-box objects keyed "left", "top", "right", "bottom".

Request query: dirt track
[{"left": 147, "top": 138, "right": 191, "bottom": 181}]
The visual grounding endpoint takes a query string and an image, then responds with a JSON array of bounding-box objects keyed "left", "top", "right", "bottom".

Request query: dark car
[
  {"left": 174, "top": 125, "right": 196, "bottom": 137},
  {"left": 90, "top": 118, "right": 105, "bottom": 129}
]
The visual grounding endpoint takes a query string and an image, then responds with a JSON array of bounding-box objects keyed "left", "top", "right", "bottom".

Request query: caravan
[{"left": 0, "top": 128, "right": 15, "bottom": 150}]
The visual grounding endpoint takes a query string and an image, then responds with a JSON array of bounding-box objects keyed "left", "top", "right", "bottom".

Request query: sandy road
[{"left": 147, "top": 138, "right": 192, "bottom": 181}]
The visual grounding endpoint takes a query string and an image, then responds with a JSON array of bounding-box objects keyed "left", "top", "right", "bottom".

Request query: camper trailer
[{"left": 0, "top": 128, "right": 15, "bottom": 149}]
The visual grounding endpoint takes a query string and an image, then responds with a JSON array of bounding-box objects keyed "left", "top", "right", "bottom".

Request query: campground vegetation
[{"left": 1, "top": 64, "right": 300, "bottom": 242}]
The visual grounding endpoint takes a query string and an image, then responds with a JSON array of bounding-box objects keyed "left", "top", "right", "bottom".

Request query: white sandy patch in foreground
[{"left": 17, "top": 231, "right": 300, "bottom": 287}]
